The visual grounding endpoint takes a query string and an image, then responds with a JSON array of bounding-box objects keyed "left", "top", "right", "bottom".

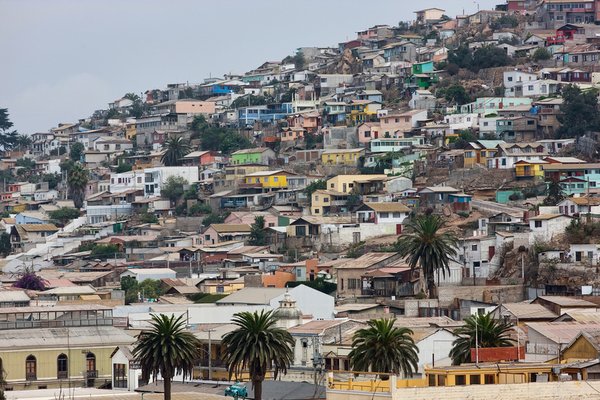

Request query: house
[
  {"left": 416, "top": 186, "right": 460, "bottom": 208},
  {"left": 491, "top": 142, "right": 547, "bottom": 169},
  {"left": 357, "top": 122, "right": 381, "bottom": 145},
  {"left": 560, "top": 331, "right": 600, "bottom": 364},
  {"left": 370, "top": 137, "right": 425, "bottom": 153},
  {"left": 415, "top": 8, "right": 446, "bottom": 24},
  {"left": 514, "top": 160, "right": 548, "bottom": 179},
  {"left": 529, "top": 214, "right": 573, "bottom": 243},
  {"left": 443, "top": 113, "right": 478, "bottom": 132},
  {"left": 490, "top": 303, "right": 558, "bottom": 324},
  {"left": 539, "top": 0, "right": 596, "bottom": 25},
  {"left": 382, "top": 41, "right": 418, "bottom": 63},
  {"left": 321, "top": 148, "right": 365, "bottom": 166},
  {"left": 379, "top": 109, "right": 428, "bottom": 137},
  {"left": 355, "top": 202, "right": 410, "bottom": 229},
  {"left": 503, "top": 70, "right": 538, "bottom": 97},
  {"left": 142, "top": 166, "right": 199, "bottom": 198},
  {"left": 335, "top": 252, "right": 403, "bottom": 298},
  {"left": 203, "top": 224, "right": 252, "bottom": 245},
  {"left": 120, "top": 268, "right": 177, "bottom": 283},
  {"left": 463, "top": 140, "right": 505, "bottom": 168},
  {"left": 532, "top": 295, "right": 598, "bottom": 315},
  {"left": 558, "top": 196, "right": 600, "bottom": 216},
  {"left": 409, "top": 90, "right": 437, "bottom": 111},
  {"left": 10, "top": 223, "right": 60, "bottom": 253},
  {"left": 243, "top": 170, "right": 295, "bottom": 190},
  {"left": 327, "top": 174, "right": 388, "bottom": 194},
  {"left": 543, "top": 163, "right": 600, "bottom": 195},
  {"left": 181, "top": 150, "right": 217, "bottom": 167},
  {"left": 111, "top": 346, "right": 142, "bottom": 391},
  {"left": 535, "top": 98, "right": 564, "bottom": 137},
  {"left": 311, "top": 190, "right": 351, "bottom": 216},
  {"left": 460, "top": 97, "right": 533, "bottom": 116},
  {"left": 230, "top": 148, "right": 276, "bottom": 165}
]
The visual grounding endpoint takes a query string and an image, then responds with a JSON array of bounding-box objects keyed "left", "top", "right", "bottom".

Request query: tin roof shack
[{"left": 532, "top": 296, "right": 598, "bottom": 315}]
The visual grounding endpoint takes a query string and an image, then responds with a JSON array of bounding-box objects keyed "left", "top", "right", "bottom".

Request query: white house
[
  {"left": 92, "top": 137, "right": 133, "bottom": 153},
  {"left": 120, "top": 268, "right": 177, "bottom": 283},
  {"left": 568, "top": 244, "right": 600, "bottom": 265},
  {"left": 529, "top": 214, "right": 573, "bottom": 244},
  {"left": 355, "top": 202, "right": 410, "bottom": 227},
  {"left": 415, "top": 328, "right": 458, "bottom": 373},
  {"left": 521, "top": 80, "right": 560, "bottom": 98},
  {"left": 443, "top": 113, "right": 478, "bottom": 132},
  {"left": 479, "top": 116, "right": 501, "bottom": 136},
  {"left": 143, "top": 166, "right": 199, "bottom": 197},
  {"left": 459, "top": 235, "right": 498, "bottom": 278},
  {"left": 109, "top": 170, "right": 146, "bottom": 193},
  {"left": 111, "top": 346, "right": 142, "bottom": 391},
  {"left": 504, "top": 70, "right": 538, "bottom": 96}
]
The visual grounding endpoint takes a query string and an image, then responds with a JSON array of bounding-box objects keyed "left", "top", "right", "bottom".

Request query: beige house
[
  {"left": 311, "top": 190, "right": 350, "bottom": 216},
  {"left": 326, "top": 174, "right": 388, "bottom": 194},
  {"left": 203, "top": 224, "right": 252, "bottom": 245},
  {"left": 155, "top": 99, "right": 216, "bottom": 115},
  {"left": 335, "top": 252, "right": 403, "bottom": 298},
  {"left": 415, "top": 8, "right": 446, "bottom": 24}
]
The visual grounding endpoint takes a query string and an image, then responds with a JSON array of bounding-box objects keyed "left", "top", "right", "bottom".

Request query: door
[{"left": 396, "top": 224, "right": 403, "bottom": 234}]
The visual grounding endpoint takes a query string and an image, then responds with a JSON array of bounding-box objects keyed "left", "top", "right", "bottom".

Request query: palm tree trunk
[
  {"left": 164, "top": 376, "right": 171, "bottom": 400},
  {"left": 427, "top": 274, "right": 438, "bottom": 299},
  {"left": 253, "top": 379, "right": 263, "bottom": 400}
]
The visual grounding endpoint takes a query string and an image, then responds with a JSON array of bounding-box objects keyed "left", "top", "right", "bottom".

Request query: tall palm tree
[
  {"left": 349, "top": 318, "right": 419, "bottom": 378},
  {"left": 133, "top": 314, "right": 201, "bottom": 400},
  {"left": 221, "top": 310, "right": 294, "bottom": 400},
  {"left": 15, "top": 134, "right": 32, "bottom": 152},
  {"left": 449, "top": 313, "right": 515, "bottom": 365},
  {"left": 161, "top": 137, "right": 191, "bottom": 166},
  {"left": 67, "top": 162, "right": 89, "bottom": 209},
  {"left": 395, "top": 214, "right": 459, "bottom": 299}
]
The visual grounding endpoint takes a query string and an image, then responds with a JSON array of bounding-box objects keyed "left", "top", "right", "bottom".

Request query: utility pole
[
  {"left": 208, "top": 329, "right": 214, "bottom": 381},
  {"left": 475, "top": 316, "right": 479, "bottom": 365}
]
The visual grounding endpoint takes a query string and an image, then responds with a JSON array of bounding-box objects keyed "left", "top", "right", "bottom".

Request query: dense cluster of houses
[{"left": 5, "top": 1, "right": 600, "bottom": 399}]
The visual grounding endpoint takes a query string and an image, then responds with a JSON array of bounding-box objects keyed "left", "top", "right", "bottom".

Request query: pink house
[
  {"left": 379, "top": 109, "right": 428, "bottom": 137},
  {"left": 357, "top": 122, "right": 381, "bottom": 145},
  {"left": 280, "top": 127, "right": 305, "bottom": 142},
  {"left": 182, "top": 150, "right": 217, "bottom": 166}
]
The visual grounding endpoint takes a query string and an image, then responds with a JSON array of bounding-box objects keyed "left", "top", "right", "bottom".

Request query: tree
[
  {"left": 349, "top": 319, "right": 419, "bottom": 378},
  {"left": 443, "top": 85, "right": 471, "bottom": 105},
  {"left": 116, "top": 162, "right": 132, "bottom": 173},
  {"left": 161, "top": 176, "right": 188, "bottom": 204},
  {"left": 221, "top": 310, "right": 294, "bottom": 400},
  {"left": 532, "top": 48, "right": 551, "bottom": 61},
  {"left": 161, "top": 137, "right": 191, "bottom": 167},
  {"left": 67, "top": 163, "right": 89, "bottom": 209},
  {"left": 133, "top": 314, "right": 201, "bottom": 400},
  {"left": 90, "top": 243, "right": 120, "bottom": 260},
  {"left": 48, "top": 207, "right": 80, "bottom": 226},
  {"left": 230, "top": 95, "right": 271, "bottom": 109},
  {"left": 69, "top": 142, "right": 85, "bottom": 162},
  {"left": 14, "top": 134, "right": 32, "bottom": 152},
  {"left": 249, "top": 216, "right": 267, "bottom": 245},
  {"left": 448, "top": 46, "right": 513, "bottom": 73},
  {"left": 558, "top": 85, "right": 600, "bottom": 138},
  {"left": 395, "top": 214, "right": 459, "bottom": 299},
  {"left": 13, "top": 266, "right": 46, "bottom": 291},
  {"left": 191, "top": 115, "right": 208, "bottom": 133},
  {"left": 0, "top": 232, "right": 11, "bottom": 257},
  {"left": 449, "top": 313, "right": 515, "bottom": 365},
  {"left": 543, "top": 178, "right": 565, "bottom": 206},
  {"left": 0, "top": 108, "right": 18, "bottom": 151}
]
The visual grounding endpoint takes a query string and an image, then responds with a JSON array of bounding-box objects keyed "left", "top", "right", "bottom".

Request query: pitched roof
[
  {"left": 335, "top": 252, "right": 399, "bottom": 270},
  {"left": 231, "top": 147, "right": 271, "bottom": 155},
  {"left": 537, "top": 296, "right": 598, "bottom": 307},
  {"left": 18, "top": 224, "right": 59, "bottom": 232},
  {"left": 358, "top": 202, "right": 410, "bottom": 213},
  {"left": 210, "top": 224, "right": 252, "bottom": 233},
  {"left": 216, "top": 287, "right": 287, "bottom": 305},
  {"left": 500, "top": 303, "right": 558, "bottom": 320}
]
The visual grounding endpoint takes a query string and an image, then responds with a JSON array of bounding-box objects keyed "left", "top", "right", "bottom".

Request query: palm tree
[
  {"left": 67, "top": 162, "right": 89, "bottom": 209},
  {"left": 15, "top": 134, "right": 32, "bottom": 152},
  {"left": 161, "top": 137, "right": 191, "bottom": 166},
  {"left": 395, "top": 214, "right": 459, "bottom": 299},
  {"left": 449, "top": 313, "right": 515, "bottom": 365},
  {"left": 133, "top": 314, "right": 201, "bottom": 400},
  {"left": 349, "top": 318, "right": 419, "bottom": 378},
  {"left": 221, "top": 310, "right": 294, "bottom": 400}
]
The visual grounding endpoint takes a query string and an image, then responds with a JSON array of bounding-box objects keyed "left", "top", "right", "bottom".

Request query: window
[
  {"left": 471, "top": 245, "right": 478, "bottom": 251},
  {"left": 348, "top": 278, "right": 360, "bottom": 289},
  {"left": 534, "top": 220, "right": 542, "bottom": 228},
  {"left": 57, "top": 354, "right": 68, "bottom": 379},
  {"left": 86, "top": 352, "right": 96, "bottom": 374},
  {"left": 380, "top": 212, "right": 389, "bottom": 218},
  {"left": 455, "top": 375, "right": 466, "bottom": 385},
  {"left": 323, "top": 198, "right": 329, "bottom": 203},
  {"left": 113, "top": 363, "right": 127, "bottom": 388},
  {"left": 26, "top": 355, "right": 36, "bottom": 381},
  {"left": 393, "top": 212, "right": 401, "bottom": 218},
  {"left": 508, "top": 76, "right": 513, "bottom": 82}
]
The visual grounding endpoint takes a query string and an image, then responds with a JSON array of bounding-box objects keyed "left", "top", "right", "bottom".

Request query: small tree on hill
[{"left": 249, "top": 216, "right": 267, "bottom": 246}]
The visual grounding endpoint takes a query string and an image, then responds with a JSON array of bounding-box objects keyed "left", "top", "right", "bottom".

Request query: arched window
[
  {"left": 26, "top": 355, "right": 36, "bottom": 380},
  {"left": 86, "top": 352, "right": 96, "bottom": 377},
  {"left": 57, "top": 354, "right": 68, "bottom": 379}
]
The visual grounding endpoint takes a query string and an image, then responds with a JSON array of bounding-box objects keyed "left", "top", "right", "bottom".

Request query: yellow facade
[
  {"left": 321, "top": 150, "right": 364, "bottom": 166},
  {"left": 326, "top": 175, "right": 387, "bottom": 194},
  {"left": 125, "top": 123, "right": 136, "bottom": 140},
  {"left": 311, "top": 190, "right": 334, "bottom": 215},
  {"left": 515, "top": 162, "right": 545, "bottom": 179},
  {"left": 244, "top": 173, "right": 288, "bottom": 189},
  {"left": 2, "top": 347, "right": 115, "bottom": 390},
  {"left": 201, "top": 281, "right": 245, "bottom": 295}
]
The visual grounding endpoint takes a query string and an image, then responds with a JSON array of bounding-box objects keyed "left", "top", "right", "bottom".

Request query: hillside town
[{"left": 5, "top": 1, "right": 600, "bottom": 399}]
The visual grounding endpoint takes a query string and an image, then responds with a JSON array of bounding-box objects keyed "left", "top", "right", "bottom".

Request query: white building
[
  {"left": 504, "top": 70, "right": 538, "bottom": 97},
  {"left": 528, "top": 214, "right": 573, "bottom": 244},
  {"left": 443, "top": 113, "right": 478, "bottom": 132},
  {"left": 111, "top": 346, "right": 142, "bottom": 391},
  {"left": 415, "top": 328, "right": 458, "bottom": 373},
  {"left": 143, "top": 166, "right": 199, "bottom": 197},
  {"left": 109, "top": 170, "right": 146, "bottom": 194},
  {"left": 120, "top": 268, "right": 177, "bottom": 282}
]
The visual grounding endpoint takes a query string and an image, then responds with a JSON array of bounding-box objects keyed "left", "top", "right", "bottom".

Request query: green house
[{"left": 230, "top": 147, "right": 276, "bottom": 165}]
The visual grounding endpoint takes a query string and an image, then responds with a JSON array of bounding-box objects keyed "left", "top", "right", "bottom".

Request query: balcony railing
[
  {"left": 58, "top": 371, "right": 68, "bottom": 379},
  {"left": 26, "top": 373, "right": 37, "bottom": 381},
  {"left": 86, "top": 370, "right": 98, "bottom": 378}
]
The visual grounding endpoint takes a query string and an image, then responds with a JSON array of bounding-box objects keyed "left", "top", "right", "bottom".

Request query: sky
[{"left": 0, "top": 0, "right": 500, "bottom": 134}]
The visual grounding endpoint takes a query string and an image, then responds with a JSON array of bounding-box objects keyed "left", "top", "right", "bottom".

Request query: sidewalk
[{"left": 5, "top": 388, "right": 226, "bottom": 400}]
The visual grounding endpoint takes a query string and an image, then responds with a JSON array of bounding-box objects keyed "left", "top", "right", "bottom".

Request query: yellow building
[
  {"left": 515, "top": 160, "right": 547, "bottom": 179},
  {"left": 243, "top": 170, "right": 295, "bottom": 189},
  {"left": 321, "top": 148, "right": 366, "bottom": 166},
  {"left": 311, "top": 189, "right": 350, "bottom": 215},
  {"left": 198, "top": 277, "right": 245, "bottom": 294},
  {"left": 125, "top": 122, "right": 137, "bottom": 140},
  {"left": 326, "top": 174, "right": 388, "bottom": 194},
  {"left": 464, "top": 140, "right": 505, "bottom": 168},
  {"left": 0, "top": 305, "right": 135, "bottom": 390},
  {"left": 348, "top": 100, "right": 382, "bottom": 125}
]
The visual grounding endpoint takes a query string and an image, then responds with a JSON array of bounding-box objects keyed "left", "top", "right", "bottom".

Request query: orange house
[{"left": 262, "top": 271, "right": 296, "bottom": 288}]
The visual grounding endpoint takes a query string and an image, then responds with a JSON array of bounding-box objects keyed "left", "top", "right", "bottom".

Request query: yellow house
[
  {"left": 326, "top": 174, "right": 388, "bottom": 194},
  {"left": 198, "top": 277, "right": 245, "bottom": 294},
  {"left": 225, "top": 164, "right": 270, "bottom": 185},
  {"left": 321, "top": 148, "right": 366, "bottom": 166},
  {"left": 464, "top": 140, "right": 505, "bottom": 168},
  {"left": 311, "top": 189, "right": 350, "bottom": 215},
  {"left": 125, "top": 122, "right": 137, "bottom": 140},
  {"left": 243, "top": 170, "right": 295, "bottom": 189},
  {"left": 425, "top": 362, "right": 557, "bottom": 387},
  {"left": 514, "top": 160, "right": 547, "bottom": 179},
  {"left": 0, "top": 306, "right": 135, "bottom": 390}
]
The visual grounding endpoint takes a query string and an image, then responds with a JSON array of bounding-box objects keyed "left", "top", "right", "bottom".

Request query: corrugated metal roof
[
  {"left": 335, "top": 252, "right": 399, "bottom": 270},
  {"left": 527, "top": 322, "right": 600, "bottom": 344},
  {"left": 501, "top": 303, "right": 557, "bottom": 320},
  {"left": 216, "top": 287, "right": 287, "bottom": 305},
  {"left": 0, "top": 326, "right": 135, "bottom": 350}
]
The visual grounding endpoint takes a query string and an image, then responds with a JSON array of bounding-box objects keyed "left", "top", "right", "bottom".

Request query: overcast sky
[{"left": 0, "top": 0, "right": 500, "bottom": 134}]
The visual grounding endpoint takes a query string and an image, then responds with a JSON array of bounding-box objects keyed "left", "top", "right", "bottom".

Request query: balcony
[
  {"left": 86, "top": 370, "right": 98, "bottom": 378},
  {"left": 58, "top": 371, "right": 68, "bottom": 379},
  {"left": 26, "top": 373, "right": 37, "bottom": 381}
]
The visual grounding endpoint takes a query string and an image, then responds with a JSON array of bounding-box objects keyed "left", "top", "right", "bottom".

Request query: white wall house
[
  {"left": 529, "top": 214, "right": 572, "bottom": 244},
  {"left": 415, "top": 329, "right": 458, "bottom": 373},
  {"left": 120, "top": 268, "right": 177, "bottom": 282},
  {"left": 143, "top": 166, "right": 199, "bottom": 197},
  {"left": 504, "top": 70, "right": 538, "bottom": 96},
  {"left": 110, "top": 170, "right": 146, "bottom": 194},
  {"left": 111, "top": 346, "right": 142, "bottom": 391},
  {"left": 443, "top": 113, "right": 478, "bottom": 132}
]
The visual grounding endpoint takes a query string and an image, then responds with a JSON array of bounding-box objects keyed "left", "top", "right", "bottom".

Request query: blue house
[
  {"left": 238, "top": 103, "right": 293, "bottom": 125},
  {"left": 16, "top": 212, "right": 49, "bottom": 225}
]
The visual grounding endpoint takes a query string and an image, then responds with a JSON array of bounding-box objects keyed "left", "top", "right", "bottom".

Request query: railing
[
  {"left": 58, "top": 371, "right": 68, "bottom": 379},
  {"left": 86, "top": 370, "right": 98, "bottom": 378},
  {"left": 26, "top": 373, "right": 36, "bottom": 381}
]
